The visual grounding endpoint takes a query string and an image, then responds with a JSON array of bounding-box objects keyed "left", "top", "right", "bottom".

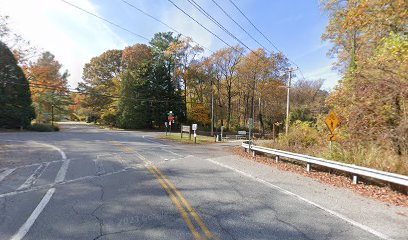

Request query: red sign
[{"left": 168, "top": 115, "right": 174, "bottom": 122}]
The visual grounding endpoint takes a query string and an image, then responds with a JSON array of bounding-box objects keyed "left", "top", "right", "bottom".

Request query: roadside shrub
[
  {"left": 100, "top": 110, "right": 117, "bottom": 126},
  {"left": 279, "top": 120, "right": 321, "bottom": 148},
  {"left": 323, "top": 142, "right": 408, "bottom": 175},
  {"left": 27, "top": 123, "right": 59, "bottom": 132}
]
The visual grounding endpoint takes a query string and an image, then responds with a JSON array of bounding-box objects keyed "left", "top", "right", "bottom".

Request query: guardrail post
[
  {"left": 352, "top": 175, "right": 358, "bottom": 184},
  {"left": 306, "top": 163, "right": 312, "bottom": 172},
  {"left": 275, "top": 155, "right": 280, "bottom": 163},
  {"left": 252, "top": 150, "right": 256, "bottom": 157}
]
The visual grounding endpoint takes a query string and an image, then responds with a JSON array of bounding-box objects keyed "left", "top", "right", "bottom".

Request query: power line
[
  {"left": 186, "top": 0, "right": 253, "bottom": 52},
  {"left": 228, "top": 0, "right": 281, "bottom": 53},
  {"left": 120, "top": 0, "right": 214, "bottom": 53},
  {"left": 60, "top": 0, "right": 149, "bottom": 41},
  {"left": 184, "top": 0, "right": 277, "bottom": 66},
  {"left": 210, "top": 0, "right": 270, "bottom": 53},
  {"left": 166, "top": 0, "right": 232, "bottom": 48},
  {"left": 3, "top": 80, "right": 205, "bottom": 104},
  {"left": 227, "top": 0, "right": 306, "bottom": 80}
]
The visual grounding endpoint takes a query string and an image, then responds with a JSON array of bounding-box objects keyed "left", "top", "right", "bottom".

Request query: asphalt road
[{"left": 0, "top": 122, "right": 407, "bottom": 240}]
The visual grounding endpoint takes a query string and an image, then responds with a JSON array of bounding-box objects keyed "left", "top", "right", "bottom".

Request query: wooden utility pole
[
  {"left": 211, "top": 92, "right": 214, "bottom": 137},
  {"left": 285, "top": 69, "right": 296, "bottom": 135}
]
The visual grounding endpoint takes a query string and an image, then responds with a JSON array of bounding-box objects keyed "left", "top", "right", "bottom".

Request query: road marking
[
  {"left": 151, "top": 164, "right": 215, "bottom": 240},
  {"left": 142, "top": 136, "right": 166, "bottom": 145},
  {"left": 0, "top": 168, "right": 15, "bottom": 182},
  {"left": 206, "top": 158, "right": 393, "bottom": 240},
  {"left": 124, "top": 142, "right": 214, "bottom": 239},
  {"left": 0, "top": 160, "right": 63, "bottom": 175},
  {"left": 10, "top": 188, "right": 56, "bottom": 240},
  {"left": 113, "top": 140, "right": 213, "bottom": 240},
  {"left": 54, "top": 159, "right": 71, "bottom": 183},
  {"left": 160, "top": 148, "right": 183, "bottom": 157},
  {"left": 17, "top": 163, "right": 49, "bottom": 191},
  {"left": 0, "top": 167, "right": 139, "bottom": 198},
  {"left": 29, "top": 141, "right": 67, "bottom": 160},
  {"left": 146, "top": 164, "right": 203, "bottom": 240},
  {"left": 0, "top": 140, "right": 67, "bottom": 160}
]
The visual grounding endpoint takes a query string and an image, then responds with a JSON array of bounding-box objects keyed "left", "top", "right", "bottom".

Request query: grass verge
[{"left": 159, "top": 134, "right": 214, "bottom": 144}]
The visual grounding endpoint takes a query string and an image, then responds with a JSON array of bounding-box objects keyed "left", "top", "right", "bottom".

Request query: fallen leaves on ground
[{"left": 228, "top": 146, "right": 408, "bottom": 208}]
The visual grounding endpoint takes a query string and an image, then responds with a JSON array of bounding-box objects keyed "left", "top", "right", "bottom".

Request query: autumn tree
[
  {"left": 236, "top": 49, "right": 290, "bottom": 133},
  {"left": 27, "top": 52, "right": 70, "bottom": 123},
  {"left": 79, "top": 49, "right": 123, "bottom": 122},
  {"left": 291, "top": 79, "right": 328, "bottom": 123},
  {"left": 210, "top": 46, "right": 244, "bottom": 130},
  {"left": 323, "top": 0, "right": 408, "bottom": 155},
  {"left": 323, "top": 0, "right": 407, "bottom": 70},
  {"left": 165, "top": 37, "right": 203, "bottom": 118},
  {"left": 0, "top": 41, "right": 35, "bottom": 128}
]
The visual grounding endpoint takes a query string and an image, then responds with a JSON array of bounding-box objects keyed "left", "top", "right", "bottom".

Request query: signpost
[
  {"left": 181, "top": 125, "right": 191, "bottom": 140},
  {"left": 168, "top": 111, "right": 174, "bottom": 134},
  {"left": 325, "top": 111, "right": 339, "bottom": 151},
  {"left": 325, "top": 111, "right": 339, "bottom": 133},
  {"left": 248, "top": 118, "right": 253, "bottom": 152},
  {"left": 192, "top": 124, "right": 197, "bottom": 144}
]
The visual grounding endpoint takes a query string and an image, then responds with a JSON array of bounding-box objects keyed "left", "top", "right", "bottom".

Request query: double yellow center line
[{"left": 111, "top": 141, "right": 216, "bottom": 240}]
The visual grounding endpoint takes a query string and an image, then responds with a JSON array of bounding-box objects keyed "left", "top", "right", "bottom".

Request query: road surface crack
[
  {"left": 262, "top": 202, "right": 314, "bottom": 240},
  {"left": 0, "top": 197, "right": 7, "bottom": 224},
  {"left": 91, "top": 181, "right": 105, "bottom": 240}
]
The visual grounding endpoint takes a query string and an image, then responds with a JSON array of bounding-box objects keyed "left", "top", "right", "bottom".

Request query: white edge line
[
  {"left": 205, "top": 158, "right": 393, "bottom": 240},
  {"left": 54, "top": 159, "right": 71, "bottom": 183},
  {"left": 0, "top": 168, "right": 15, "bottom": 182},
  {"left": 10, "top": 188, "right": 56, "bottom": 240},
  {"left": 30, "top": 141, "right": 67, "bottom": 160}
]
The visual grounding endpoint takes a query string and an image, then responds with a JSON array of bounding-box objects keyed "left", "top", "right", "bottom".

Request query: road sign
[
  {"left": 168, "top": 115, "right": 174, "bottom": 122},
  {"left": 181, "top": 125, "right": 191, "bottom": 140},
  {"left": 325, "top": 111, "right": 339, "bottom": 133},
  {"left": 192, "top": 124, "right": 197, "bottom": 131},
  {"left": 182, "top": 125, "right": 191, "bottom": 133},
  {"left": 328, "top": 134, "right": 336, "bottom": 141}
]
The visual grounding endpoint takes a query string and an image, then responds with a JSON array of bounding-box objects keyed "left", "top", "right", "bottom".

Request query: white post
[
  {"left": 352, "top": 175, "right": 358, "bottom": 184},
  {"left": 275, "top": 155, "right": 280, "bottom": 163},
  {"left": 306, "top": 163, "right": 312, "bottom": 172}
]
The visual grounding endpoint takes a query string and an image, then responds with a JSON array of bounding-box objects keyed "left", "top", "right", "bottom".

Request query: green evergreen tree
[
  {"left": 149, "top": 32, "right": 185, "bottom": 126},
  {"left": 117, "top": 63, "right": 151, "bottom": 128},
  {"left": 0, "top": 41, "right": 35, "bottom": 128}
]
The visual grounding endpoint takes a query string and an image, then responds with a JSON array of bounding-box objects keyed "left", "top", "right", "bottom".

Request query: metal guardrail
[{"left": 242, "top": 141, "right": 408, "bottom": 187}]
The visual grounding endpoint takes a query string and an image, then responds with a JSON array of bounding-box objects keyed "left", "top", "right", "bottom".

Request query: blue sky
[{"left": 0, "top": 0, "right": 340, "bottom": 90}]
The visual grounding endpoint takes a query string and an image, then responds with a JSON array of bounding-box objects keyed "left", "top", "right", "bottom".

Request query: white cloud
[{"left": 0, "top": 0, "right": 127, "bottom": 88}]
